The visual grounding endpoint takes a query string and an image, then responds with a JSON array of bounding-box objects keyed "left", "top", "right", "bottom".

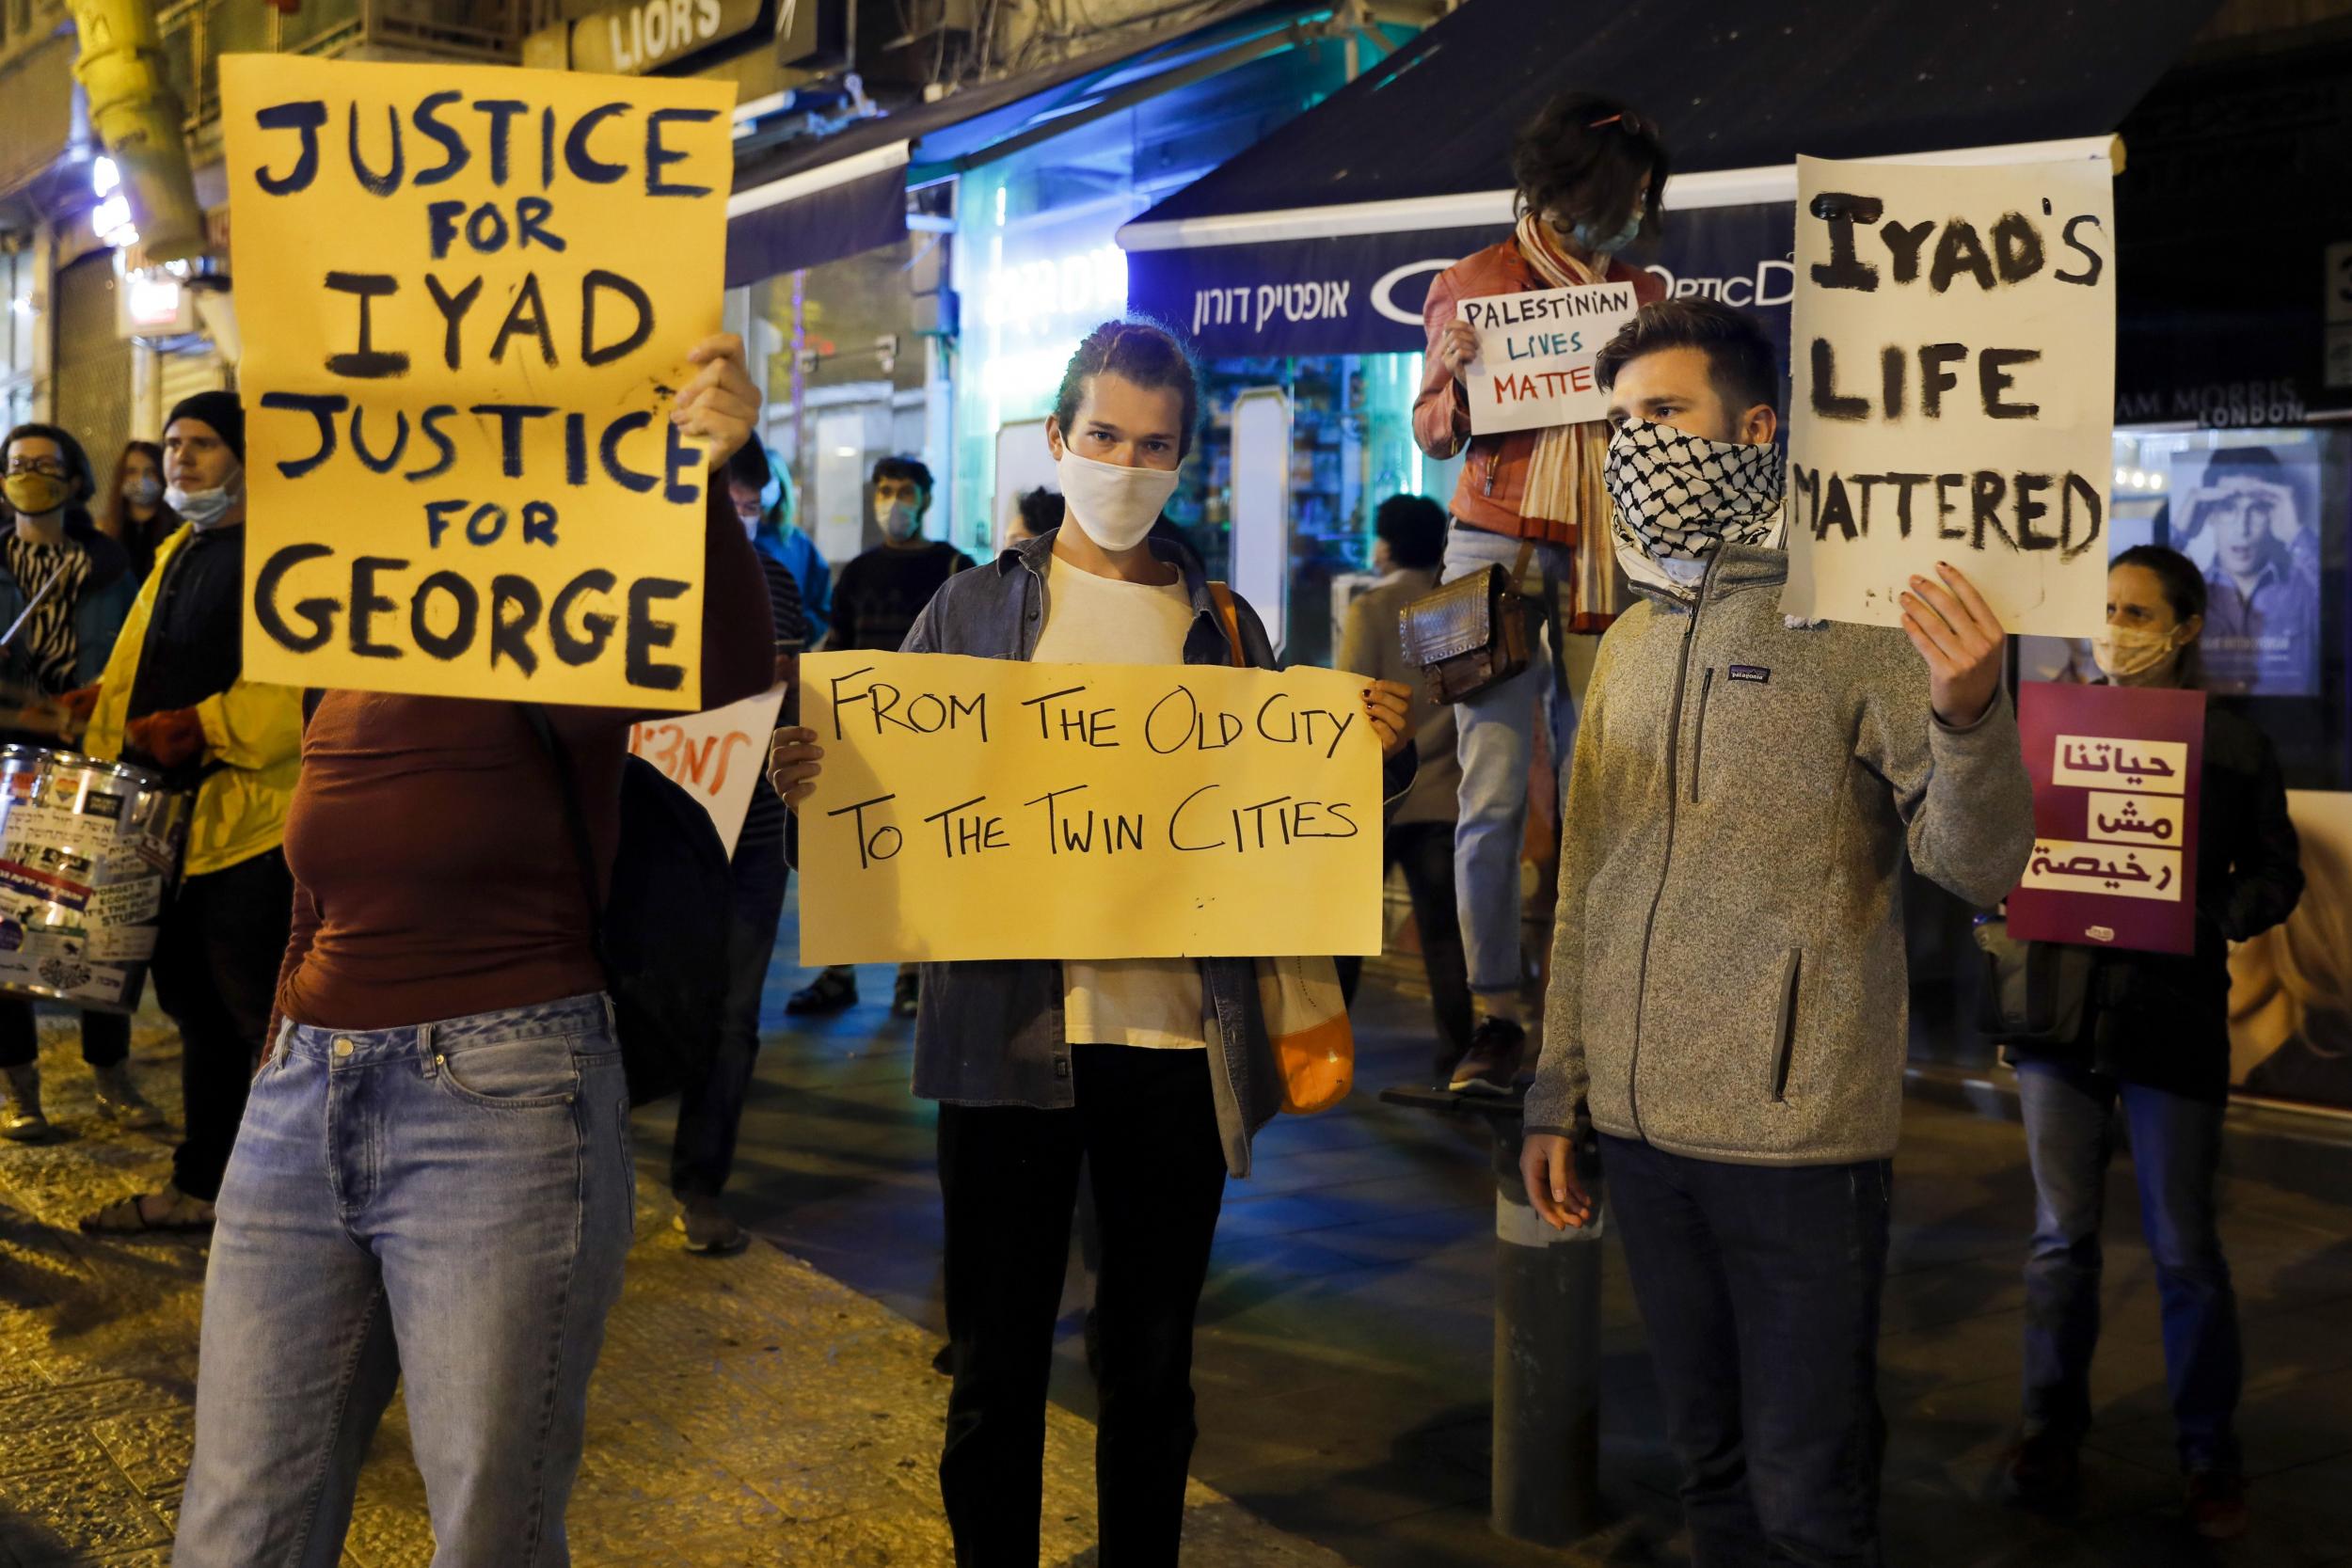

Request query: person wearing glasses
[{"left": 0, "top": 422, "right": 141, "bottom": 1140}]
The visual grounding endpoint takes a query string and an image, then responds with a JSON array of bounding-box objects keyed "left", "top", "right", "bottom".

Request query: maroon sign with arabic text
[{"left": 2009, "top": 682, "right": 2207, "bottom": 956}]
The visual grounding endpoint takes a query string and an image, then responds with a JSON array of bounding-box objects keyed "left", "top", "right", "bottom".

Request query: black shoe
[
  {"left": 786, "top": 970, "right": 857, "bottom": 1016},
  {"left": 2001, "top": 1429, "right": 2081, "bottom": 1510},
  {"left": 1449, "top": 1017, "right": 1528, "bottom": 1096},
  {"left": 931, "top": 1341, "right": 954, "bottom": 1377},
  {"left": 891, "top": 970, "right": 920, "bottom": 1020},
  {"left": 673, "top": 1195, "right": 749, "bottom": 1257}
]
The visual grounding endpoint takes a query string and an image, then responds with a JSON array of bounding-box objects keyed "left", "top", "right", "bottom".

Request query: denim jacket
[{"left": 898, "top": 529, "right": 1417, "bottom": 1177}]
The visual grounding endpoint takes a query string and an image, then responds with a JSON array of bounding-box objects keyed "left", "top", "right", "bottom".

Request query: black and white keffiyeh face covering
[{"left": 1602, "top": 417, "right": 1787, "bottom": 603}]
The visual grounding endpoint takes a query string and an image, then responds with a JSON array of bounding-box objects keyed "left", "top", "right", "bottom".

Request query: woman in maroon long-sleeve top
[{"left": 174, "top": 335, "right": 776, "bottom": 1568}]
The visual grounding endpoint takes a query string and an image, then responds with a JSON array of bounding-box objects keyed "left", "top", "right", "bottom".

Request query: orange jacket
[{"left": 1411, "top": 239, "right": 1667, "bottom": 545}]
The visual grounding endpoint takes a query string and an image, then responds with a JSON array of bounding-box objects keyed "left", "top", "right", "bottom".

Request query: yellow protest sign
[
  {"left": 222, "top": 55, "right": 736, "bottom": 708},
  {"left": 798, "top": 652, "right": 1386, "bottom": 964}
]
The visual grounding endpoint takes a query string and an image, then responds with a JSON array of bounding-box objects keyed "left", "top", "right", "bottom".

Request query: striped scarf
[
  {"left": 1513, "top": 213, "right": 1623, "bottom": 630},
  {"left": 2, "top": 534, "right": 91, "bottom": 696}
]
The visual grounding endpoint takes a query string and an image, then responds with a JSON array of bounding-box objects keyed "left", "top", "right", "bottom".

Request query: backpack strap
[
  {"left": 520, "top": 705, "right": 613, "bottom": 969},
  {"left": 1207, "top": 582, "right": 1248, "bottom": 670}
]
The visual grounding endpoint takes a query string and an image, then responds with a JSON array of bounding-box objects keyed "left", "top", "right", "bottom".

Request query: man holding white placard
[{"left": 1411, "top": 93, "right": 1667, "bottom": 1094}]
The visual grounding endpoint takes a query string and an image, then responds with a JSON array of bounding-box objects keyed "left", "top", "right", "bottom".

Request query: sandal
[{"left": 80, "top": 1190, "right": 215, "bottom": 1235}]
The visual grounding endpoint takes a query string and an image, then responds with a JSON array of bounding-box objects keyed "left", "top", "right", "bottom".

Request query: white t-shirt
[{"left": 1029, "top": 550, "right": 1206, "bottom": 1050}]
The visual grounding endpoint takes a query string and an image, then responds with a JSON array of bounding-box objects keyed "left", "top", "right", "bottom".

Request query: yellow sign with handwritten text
[
  {"left": 223, "top": 55, "right": 735, "bottom": 708},
  {"left": 798, "top": 652, "right": 1385, "bottom": 964}
]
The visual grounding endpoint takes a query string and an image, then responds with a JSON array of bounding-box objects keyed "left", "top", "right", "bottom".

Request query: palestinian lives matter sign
[
  {"left": 1782, "top": 153, "right": 2115, "bottom": 636},
  {"left": 2009, "top": 682, "right": 2205, "bottom": 956},
  {"left": 1461, "top": 281, "right": 1641, "bottom": 436}
]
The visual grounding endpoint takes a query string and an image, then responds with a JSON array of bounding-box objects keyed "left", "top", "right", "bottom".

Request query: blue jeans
[
  {"left": 1601, "top": 1134, "right": 1891, "bottom": 1568},
  {"left": 1440, "top": 526, "right": 1579, "bottom": 999},
  {"left": 175, "top": 994, "right": 635, "bottom": 1568},
  {"left": 2015, "top": 1059, "right": 2241, "bottom": 1473}
]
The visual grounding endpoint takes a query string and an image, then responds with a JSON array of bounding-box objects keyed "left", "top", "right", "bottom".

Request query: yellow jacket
[{"left": 83, "top": 524, "right": 301, "bottom": 877}]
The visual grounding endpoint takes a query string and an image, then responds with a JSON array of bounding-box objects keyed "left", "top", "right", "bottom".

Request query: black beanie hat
[{"left": 165, "top": 390, "right": 244, "bottom": 465}]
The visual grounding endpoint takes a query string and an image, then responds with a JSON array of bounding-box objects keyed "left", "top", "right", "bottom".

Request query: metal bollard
[{"left": 1489, "top": 1115, "right": 1603, "bottom": 1545}]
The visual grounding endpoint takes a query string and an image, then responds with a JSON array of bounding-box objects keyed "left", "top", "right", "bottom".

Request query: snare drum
[{"left": 0, "top": 746, "right": 192, "bottom": 1013}]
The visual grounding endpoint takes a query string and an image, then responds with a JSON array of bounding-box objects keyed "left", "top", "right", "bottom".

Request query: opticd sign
[{"left": 571, "top": 0, "right": 767, "bottom": 75}]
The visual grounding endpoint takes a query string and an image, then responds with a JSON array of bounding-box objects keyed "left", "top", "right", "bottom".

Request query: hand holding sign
[
  {"left": 1899, "top": 562, "right": 2007, "bottom": 726},
  {"left": 1435, "top": 319, "right": 1480, "bottom": 382},
  {"left": 1361, "top": 679, "right": 1413, "bottom": 756},
  {"left": 768, "top": 725, "right": 822, "bottom": 809},
  {"left": 672, "top": 334, "right": 758, "bottom": 470}
]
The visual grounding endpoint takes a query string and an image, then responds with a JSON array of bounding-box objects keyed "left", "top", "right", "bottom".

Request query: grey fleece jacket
[{"left": 1522, "top": 545, "right": 2035, "bottom": 1166}]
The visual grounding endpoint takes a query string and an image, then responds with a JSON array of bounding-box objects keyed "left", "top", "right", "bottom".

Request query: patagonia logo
[{"left": 1727, "top": 665, "right": 1771, "bottom": 684}]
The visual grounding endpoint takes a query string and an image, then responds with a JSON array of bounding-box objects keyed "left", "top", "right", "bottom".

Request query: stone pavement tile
[
  {"left": 1299, "top": 1496, "right": 1665, "bottom": 1568},
  {"left": 2083, "top": 1363, "right": 2352, "bottom": 1481},
  {"left": 342, "top": 1497, "right": 437, "bottom": 1568},
  {"left": 0, "top": 1463, "right": 173, "bottom": 1565},
  {"left": 87, "top": 1405, "right": 195, "bottom": 1495},
  {"left": 0, "top": 1375, "right": 180, "bottom": 1433},
  {"left": 565, "top": 1479, "right": 787, "bottom": 1561},
  {"left": 0, "top": 1416, "right": 109, "bottom": 1480}
]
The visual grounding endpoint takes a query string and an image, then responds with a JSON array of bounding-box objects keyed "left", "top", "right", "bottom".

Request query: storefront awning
[
  {"left": 1120, "top": 0, "right": 2221, "bottom": 356},
  {"left": 724, "top": 0, "right": 1375, "bottom": 286}
]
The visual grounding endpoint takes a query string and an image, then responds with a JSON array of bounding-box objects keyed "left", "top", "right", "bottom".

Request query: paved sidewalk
[{"left": 0, "top": 1014, "right": 1346, "bottom": 1567}]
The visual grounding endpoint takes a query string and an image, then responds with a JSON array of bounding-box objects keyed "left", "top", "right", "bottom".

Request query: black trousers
[
  {"left": 937, "top": 1045, "right": 1229, "bottom": 1568},
  {"left": 153, "top": 849, "right": 294, "bottom": 1202},
  {"left": 1337, "top": 820, "right": 1475, "bottom": 1074},
  {"left": 0, "top": 1002, "right": 130, "bottom": 1069},
  {"left": 669, "top": 846, "right": 788, "bottom": 1198}
]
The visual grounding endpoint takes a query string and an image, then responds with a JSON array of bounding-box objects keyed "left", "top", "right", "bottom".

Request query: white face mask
[
  {"left": 1056, "top": 445, "right": 1179, "bottom": 553},
  {"left": 122, "top": 474, "right": 164, "bottom": 508},
  {"left": 2090, "top": 623, "right": 2182, "bottom": 685},
  {"left": 167, "top": 479, "right": 241, "bottom": 530},
  {"left": 879, "top": 499, "right": 922, "bottom": 543}
]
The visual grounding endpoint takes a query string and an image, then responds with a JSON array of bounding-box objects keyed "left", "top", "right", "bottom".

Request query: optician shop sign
[{"left": 1124, "top": 201, "right": 1795, "bottom": 364}]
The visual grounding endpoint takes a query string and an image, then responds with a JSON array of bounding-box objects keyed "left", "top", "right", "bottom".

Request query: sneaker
[
  {"left": 2, "top": 1065, "right": 49, "bottom": 1143},
  {"left": 2185, "top": 1469, "right": 2249, "bottom": 1541},
  {"left": 1449, "top": 1017, "right": 1527, "bottom": 1096},
  {"left": 673, "top": 1195, "right": 749, "bottom": 1257},
  {"left": 2000, "top": 1429, "right": 2081, "bottom": 1510},
  {"left": 891, "top": 969, "right": 920, "bottom": 1020},
  {"left": 91, "top": 1064, "right": 166, "bottom": 1131},
  {"left": 785, "top": 969, "right": 858, "bottom": 1016}
]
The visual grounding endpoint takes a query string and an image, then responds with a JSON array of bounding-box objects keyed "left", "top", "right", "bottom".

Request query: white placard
[
  {"left": 1461, "top": 282, "right": 1641, "bottom": 436},
  {"left": 1783, "top": 153, "right": 2115, "bottom": 635},
  {"left": 628, "top": 685, "right": 789, "bottom": 856}
]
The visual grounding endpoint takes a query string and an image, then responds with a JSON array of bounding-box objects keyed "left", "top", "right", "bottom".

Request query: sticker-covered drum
[{"left": 0, "top": 746, "right": 191, "bottom": 1012}]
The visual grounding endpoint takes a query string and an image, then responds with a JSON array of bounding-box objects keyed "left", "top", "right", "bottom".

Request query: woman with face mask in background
[
  {"left": 0, "top": 422, "right": 142, "bottom": 1141},
  {"left": 103, "top": 439, "right": 180, "bottom": 583},
  {"left": 1411, "top": 92, "right": 1671, "bottom": 1096},
  {"left": 1999, "top": 546, "right": 2303, "bottom": 1542},
  {"left": 769, "top": 319, "right": 1418, "bottom": 1566}
]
